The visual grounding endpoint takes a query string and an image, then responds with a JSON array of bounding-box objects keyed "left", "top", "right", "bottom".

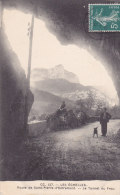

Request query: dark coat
[{"left": 100, "top": 112, "right": 111, "bottom": 124}]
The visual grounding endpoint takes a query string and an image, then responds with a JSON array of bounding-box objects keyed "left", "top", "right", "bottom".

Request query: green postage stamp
[{"left": 89, "top": 4, "right": 120, "bottom": 32}]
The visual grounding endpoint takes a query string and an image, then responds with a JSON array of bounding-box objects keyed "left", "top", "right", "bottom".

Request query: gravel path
[{"left": 24, "top": 119, "right": 120, "bottom": 180}]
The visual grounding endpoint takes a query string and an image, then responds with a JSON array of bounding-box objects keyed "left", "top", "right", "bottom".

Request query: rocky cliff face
[
  {"left": 0, "top": 29, "right": 34, "bottom": 155},
  {"left": 31, "top": 64, "right": 79, "bottom": 84}
]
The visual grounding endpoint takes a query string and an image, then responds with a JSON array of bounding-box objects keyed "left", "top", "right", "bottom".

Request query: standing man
[{"left": 100, "top": 107, "right": 111, "bottom": 136}]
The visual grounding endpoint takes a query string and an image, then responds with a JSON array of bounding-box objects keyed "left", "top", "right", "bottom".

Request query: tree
[{"left": 86, "top": 90, "right": 96, "bottom": 110}]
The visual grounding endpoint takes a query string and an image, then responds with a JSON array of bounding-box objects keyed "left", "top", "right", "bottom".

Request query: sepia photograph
[{"left": 0, "top": 0, "right": 120, "bottom": 185}]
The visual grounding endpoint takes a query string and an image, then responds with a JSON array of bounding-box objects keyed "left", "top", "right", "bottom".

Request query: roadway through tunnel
[{"left": 3, "top": 120, "right": 119, "bottom": 181}]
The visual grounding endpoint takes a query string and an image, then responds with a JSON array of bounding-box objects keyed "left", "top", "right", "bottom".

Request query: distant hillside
[
  {"left": 30, "top": 88, "right": 74, "bottom": 116},
  {"left": 32, "top": 78, "right": 92, "bottom": 96},
  {"left": 31, "top": 64, "right": 79, "bottom": 83},
  {"left": 93, "top": 85, "right": 119, "bottom": 105},
  {"left": 29, "top": 65, "right": 115, "bottom": 117}
]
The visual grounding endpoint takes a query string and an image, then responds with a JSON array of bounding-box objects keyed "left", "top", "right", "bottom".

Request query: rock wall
[{"left": 0, "top": 28, "right": 34, "bottom": 155}]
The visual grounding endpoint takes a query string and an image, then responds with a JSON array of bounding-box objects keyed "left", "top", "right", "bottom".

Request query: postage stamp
[{"left": 89, "top": 4, "right": 120, "bottom": 32}]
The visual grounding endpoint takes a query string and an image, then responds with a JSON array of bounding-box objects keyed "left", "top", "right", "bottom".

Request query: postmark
[{"left": 89, "top": 4, "right": 120, "bottom": 32}]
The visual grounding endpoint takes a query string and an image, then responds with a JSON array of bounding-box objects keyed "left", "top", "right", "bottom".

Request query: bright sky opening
[{"left": 3, "top": 9, "right": 119, "bottom": 104}]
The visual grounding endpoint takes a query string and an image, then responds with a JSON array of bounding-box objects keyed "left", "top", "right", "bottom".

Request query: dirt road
[{"left": 21, "top": 119, "right": 120, "bottom": 181}]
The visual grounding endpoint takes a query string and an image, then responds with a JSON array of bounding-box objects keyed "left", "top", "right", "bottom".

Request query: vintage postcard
[{"left": 0, "top": 0, "right": 120, "bottom": 195}]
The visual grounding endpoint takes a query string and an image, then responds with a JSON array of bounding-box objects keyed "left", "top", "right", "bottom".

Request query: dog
[{"left": 93, "top": 127, "right": 98, "bottom": 138}]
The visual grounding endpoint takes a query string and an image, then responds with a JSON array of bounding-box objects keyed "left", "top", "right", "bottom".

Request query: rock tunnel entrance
[
  {"left": 1, "top": 0, "right": 120, "bottom": 181},
  {"left": 2, "top": 8, "right": 119, "bottom": 111},
  {"left": 1, "top": 6, "right": 120, "bottom": 145},
  {"left": 1, "top": 6, "right": 120, "bottom": 142},
  {"left": 2, "top": 0, "right": 120, "bottom": 103}
]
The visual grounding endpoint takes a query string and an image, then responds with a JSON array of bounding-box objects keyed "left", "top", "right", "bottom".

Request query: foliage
[
  {"left": 109, "top": 105, "right": 120, "bottom": 119},
  {"left": 76, "top": 89, "right": 109, "bottom": 116}
]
